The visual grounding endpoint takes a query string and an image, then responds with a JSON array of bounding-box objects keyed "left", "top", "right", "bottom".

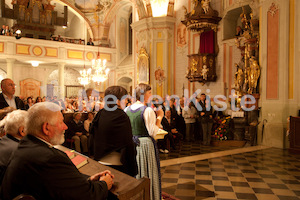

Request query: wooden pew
[
  {"left": 289, "top": 116, "right": 300, "bottom": 153},
  {"left": 55, "top": 145, "right": 150, "bottom": 200}
]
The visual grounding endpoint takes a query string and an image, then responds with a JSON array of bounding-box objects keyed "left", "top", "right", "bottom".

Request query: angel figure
[
  {"left": 201, "top": 65, "right": 209, "bottom": 80},
  {"left": 201, "top": 0, "right": 210, "bottom": 14}
]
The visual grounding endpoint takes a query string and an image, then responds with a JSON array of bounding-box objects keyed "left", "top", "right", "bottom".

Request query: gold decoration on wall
[
  {"left": 234, "top": 6, "right": 261, "bottom": 109},
  {"left": 137, "top": 48, "right": 150, "bottom": 84}
]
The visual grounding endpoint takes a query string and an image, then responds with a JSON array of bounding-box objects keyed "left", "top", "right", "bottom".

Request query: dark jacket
[
  {"left": 65, "top": 119, "right": 87, "bottom": 139},
  {"left": 0, "top": 134, "right": 19, "bottom": 185},
  {"left": 90, "top": 108, "right": 138, "bottom": 177},
  {"left": 199, "top": 100, "right": 213, "bottom": 123},
  {"left": 0, "top": 93, "right": 25, "bottom": 110},
  {"left": 0, "top": 134, "right": 108, "bottom": 200},
  {"left": 161, "top": 117, "right": 176, "bottom": 133}
]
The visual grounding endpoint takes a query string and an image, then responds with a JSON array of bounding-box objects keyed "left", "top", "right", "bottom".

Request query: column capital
[
  {"left": 6, "top": 58, "right": 16, "bottom": 63},
  {"left": 57, "top": 62, "right": 66, "bottom": 67}
]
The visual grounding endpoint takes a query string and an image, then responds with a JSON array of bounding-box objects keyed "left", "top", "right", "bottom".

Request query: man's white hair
[
  {"left": 25, "top": 102, "right": 62, "bottom": 136},
  {"left": 4, "top": 110, "right": 28, "bottom": 137}
]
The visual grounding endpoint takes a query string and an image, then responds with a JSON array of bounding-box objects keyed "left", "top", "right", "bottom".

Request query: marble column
[
  {"left": 6, "top": 58, "right": 15, "bottom": 79},
  {"left": 58, "top": 63, "right": 65, "bottom": 99}
]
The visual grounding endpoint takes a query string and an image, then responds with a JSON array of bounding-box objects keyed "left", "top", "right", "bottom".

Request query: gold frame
[{"left": 137, "top": 48, "right": 149, "bottom": 84}]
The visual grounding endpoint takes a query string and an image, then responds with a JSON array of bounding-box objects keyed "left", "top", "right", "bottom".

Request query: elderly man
[
  {"left": 0, "top": 110, "right": 28, "bottom": 185},
  {"left": 0, "top": 78, "right": 25, "bottom": 110},
  {"left": 1, "top": 102, "right": 114, "bottom": 200}
]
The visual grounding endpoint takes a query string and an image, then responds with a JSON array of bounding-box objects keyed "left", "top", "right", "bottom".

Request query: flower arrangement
[{"left": 212, "top": 116, "right": 232, "bottom": 141}]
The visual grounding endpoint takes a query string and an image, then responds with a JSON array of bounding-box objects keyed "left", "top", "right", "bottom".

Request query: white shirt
[
  {"left": 84, "top": 119, "right": 93, "bottom": 132},
  {"left": 124, "top": 103, "right": 160, "bottom": 138},
  {"left": 3, "top": 93, "right": 17, "bottom": 109}
]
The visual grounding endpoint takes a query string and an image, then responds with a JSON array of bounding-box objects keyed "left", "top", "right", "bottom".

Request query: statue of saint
[
  {"left": 248, "top": 57, "right": 260, "bottom": 94},
  {"left": 234, "top": 64, "right": 244, "bottom": 92}
]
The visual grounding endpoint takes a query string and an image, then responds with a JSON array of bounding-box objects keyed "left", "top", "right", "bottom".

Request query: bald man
[{"left": 0, "top": 78, "right": 25, "bottom": 110}]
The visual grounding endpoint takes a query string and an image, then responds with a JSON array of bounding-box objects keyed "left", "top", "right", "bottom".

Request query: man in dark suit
[
  {"left": 199, "top": 93, "right": 213, "bottom": 146},
  {"left": 0, "top": 110, "right": 28, "bottom": 185},
  {"left": 1, "top": 102, "right": 114, "bottom": 200},
  {"left": 0, "top": 78, "right": 25, "bottom": 110},
  {"left": 87, "top": 38, "right": 94, "bottom": 46},
  {"left": 0, "top": 25, "right": 5, "bottom": 35},
  {"left": 161, "top": 109, "right": 183, "bottom": 151}
]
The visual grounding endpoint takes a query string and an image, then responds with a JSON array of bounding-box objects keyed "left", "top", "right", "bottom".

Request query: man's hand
[
  {"left": 90, "top": 170, "right": 115, "bottom": 190},
  {"left": 100, "top": 173, "right": 114, "bottom": 190},
  {"left": 201, "top": 112, "right": 205, "bottom": 116}
]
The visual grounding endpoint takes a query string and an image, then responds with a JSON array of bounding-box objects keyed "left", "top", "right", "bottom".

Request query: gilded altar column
[
  {"left": 58, "top": 63, "right": 65, "bottom": 99},
  {"left": 6, "top": 58, "right": 15, "bottom": 79},
  {"left": 131, "top": 15, "right": 175, "bottom": 97}
]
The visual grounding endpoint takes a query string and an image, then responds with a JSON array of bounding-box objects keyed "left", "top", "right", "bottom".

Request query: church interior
[{"left": 1, "top": 0, "right": 300, "bottom": 199}]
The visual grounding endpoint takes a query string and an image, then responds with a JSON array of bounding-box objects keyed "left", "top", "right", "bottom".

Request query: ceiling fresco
[
  {"left": 75, "top": 0, "right": 112, "bottom": 13},
  {"left": 73, "top": 0, "right": 114, "bottom": 25}
]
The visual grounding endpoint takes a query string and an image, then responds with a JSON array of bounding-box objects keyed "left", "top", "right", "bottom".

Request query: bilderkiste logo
[{"left": 75, "top": 88, "right": 256, "bottom": 112}]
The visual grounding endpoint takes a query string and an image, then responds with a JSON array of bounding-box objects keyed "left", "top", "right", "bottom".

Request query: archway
[{"left": 117, "top": 76, "right": 133, "bottom": 95}]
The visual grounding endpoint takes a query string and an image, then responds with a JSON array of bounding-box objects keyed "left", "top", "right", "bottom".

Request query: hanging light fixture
[
  {"left": 91, "top": 53, "right": 109, "bottom": 84},
  {"left": 78, "top": 0, "right": 91, "bottom": 86},
  {"left": 90, "top": 0, "right": 109, "bottom": 85},
  {"left": 79, "top": 0, "right": 109, "bottom": 85},
  {"left": 79, "top": 66, "right": 91, "bottom": 85}
]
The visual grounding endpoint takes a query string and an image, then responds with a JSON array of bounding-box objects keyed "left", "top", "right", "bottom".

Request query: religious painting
[
  {"left": 154, "top": 66, "right": 165, "bottom": 86},
  {"left": 20, "top": 79, "right": 41, "bottom": 98},
  {"left": 137, "top": 48, "right": 149, "bottom": 84},
  {"left": 119, "top": 17, "right": 127, "bottom": 60},
  {"left": 177, "top": 23, "right": 187, "bottom": 47}
]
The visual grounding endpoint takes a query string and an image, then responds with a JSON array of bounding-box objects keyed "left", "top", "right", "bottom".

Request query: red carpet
[{"left": 162, "top": 191, "right": 180, "bottom": 200}]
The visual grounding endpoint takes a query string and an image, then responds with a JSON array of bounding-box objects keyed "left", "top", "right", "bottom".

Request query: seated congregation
[{"left": 0, "top": 78, "right": 231, "bottom": 200}]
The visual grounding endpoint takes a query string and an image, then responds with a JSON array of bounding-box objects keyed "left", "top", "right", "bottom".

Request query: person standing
[
  {"left": 125, "top": 83, "right": 163, "bottom": 200},
  {"left": 87, "top": 38, "right": 94, "bottom": 46},
  {"left": 90, "top": 86, "right": 137, "bottom": 177},
  {"left": 199, "top": 93, "right": 213, "bottom": 146},
  {"left": 0, "top": 78, "right": 25, "bottom": 110},
  {"left": 183, "top": 102, "right": 197, "bottom": 142},
  {"left": 177, "top": 97, "right": 186, "bottom": 140}
]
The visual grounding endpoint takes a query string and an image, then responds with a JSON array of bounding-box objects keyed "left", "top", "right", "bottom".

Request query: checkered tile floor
[
  {"left": 161, "top": 148, "right": 300, "bottom": 200},
  {"left": 159, "top": 141, "right": 240, "bottom": 161}
]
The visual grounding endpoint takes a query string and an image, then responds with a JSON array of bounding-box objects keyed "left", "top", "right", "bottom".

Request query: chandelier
[
  {"left": 78, "top": 66, "right": 91, "bottom": 86},
  {"left": 91, "top": 55, "right": 110, "bottom": 84},
  {"left": 78, "top": 0, "right": 110, "bottom": 86}
]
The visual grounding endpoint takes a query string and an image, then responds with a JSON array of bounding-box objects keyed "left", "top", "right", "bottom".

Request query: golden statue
[
  {"left": 234, "top": 64, "right": 244, "bottom": 93},
  {"left": 190, "top": 59, "right": 198, "bottom": 75},
  {"left": 193, "top": 0, "right": 198, "bottom": 7},
  {"left": 248, "top": 57, "right": 260, "bottom": 94},
  {"left": 201, "top": 0, "right": 210, "bottom": 14}
]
